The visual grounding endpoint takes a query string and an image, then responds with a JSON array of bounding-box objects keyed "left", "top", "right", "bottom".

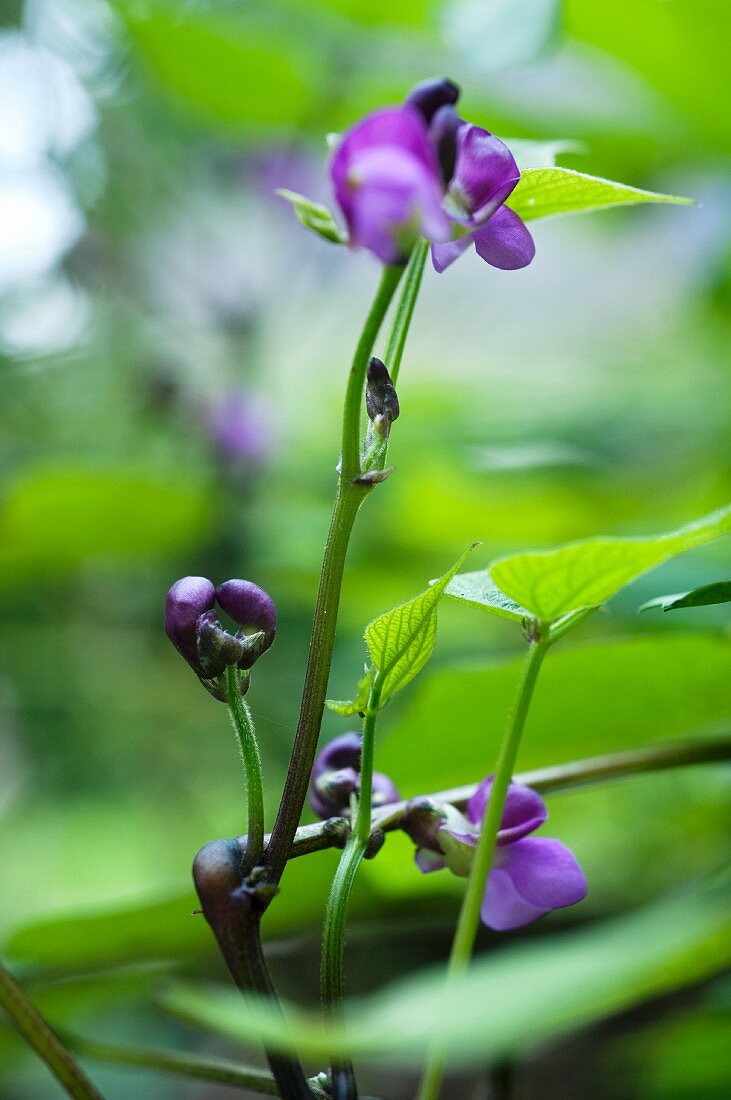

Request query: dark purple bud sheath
[
  {"left": 405, "top": 77, "right": 461, "bottom": 123},
  {"left": 165, "top": 576, "right": 216, "bottom": 676},
  {"left": 430, "top": 104, "right": 462, "bottom": 186},
  {"left": 365, "top": 357, "right": 400, "bottom": 434}
]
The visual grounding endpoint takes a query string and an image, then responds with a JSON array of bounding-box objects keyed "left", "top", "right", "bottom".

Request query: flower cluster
[
  {"left": 405, "top": 776, "right": 587, "bottom": 931},
  {"left": 310, "top": 732, "right": 400, "bottom": 820},
  {"left": 331, "top": 76, "right": 535, "bottom": 272},
  {"left": 165, "top": 576, "right": 276, "bottom": 699}
]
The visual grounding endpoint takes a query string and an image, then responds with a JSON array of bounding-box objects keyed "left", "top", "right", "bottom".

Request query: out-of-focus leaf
[
  {"left": 640, "top": 580, "right": 731, "bottom": 614},
  {"left": 615, "top": 1003, "right": 731, "bottom": 1098},
  {"left": 119, "top": 2, "right": 319, "bottom": 131},
  {"left": 276, "top": 190, "right": 346, "bottom": 244},
  {"left": 162, "top": 880, "right": 731, "bottom": 1065},
  {"left": 508, "top": 138, "right": 586, "bottom": 170},
  {"left": 377, "top": 634, "right": 731, "bottom": 797},
  {"left": 508, "top": 167, "right": 693, "bottom": 222},
  {"left": 444, "top": 571, "right": 528, "bottom": 623},
  {"left": 306, "top": 0, "right": 434, "bottom": 27},
  {"left": 0, "top": 466, "right": 211, "bottom": 583},
  {"left": 365, "top": 546, "right": 475, "bottom": 704},
  {"left": 489, "top": 504, "right": 731, "bottom": 623},
  {"left": 446, "top": 0, "right": 561, "bottom": 74}
]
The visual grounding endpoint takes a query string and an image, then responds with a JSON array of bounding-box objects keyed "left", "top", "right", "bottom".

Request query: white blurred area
[{"left": 0, "top": 22, "right": 94, "bottom": 355}]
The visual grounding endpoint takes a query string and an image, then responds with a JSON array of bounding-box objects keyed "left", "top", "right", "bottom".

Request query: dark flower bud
[
  {"left": 165, "top": 576, "right": 216, "bottom": 676},
  {"left": 196, "top": 609, "right": 248, "bottom": 678},
  {"left": 216, "top": 580, "right": 277, "bottom": 667},
  {"left": 372, "top": 772, "right": 400, "bottom": 809},
  {"left": 401, "top": 796, "right": 449, "bottom": 853},
  {"left": 311, "top": 766, "right": 360, "bottom": 820},
  {"left": 405, "top": 77, "right": 460, "bottom": 124},
  {"left": 366, "top": 357, "right": 399, "bottom": 438},
  {"left": 312, "top": 732, "right": 362, "bottom": 783},
  {"left": 430, "top": 104, "right": 463, "bottom": 186}
]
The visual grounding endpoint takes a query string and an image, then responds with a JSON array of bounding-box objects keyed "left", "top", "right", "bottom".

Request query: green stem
[
  {"left": 320, "top": 678, "right": 383, "bottom": 1097},
  {"left": 265, "top": 263, "right": 405, "bottom": 881},
  {"left": 384, "top": 237, "right": 429, "bottom": 385},
  {"left": 417, "top": 636, "right": 550, "bottom": 1100},
  {"left": 0, "top": 960, "right": 103, "bottom": 1100},
  {"left": 225, "top": 665, "right": 265, "bottom": 870}
]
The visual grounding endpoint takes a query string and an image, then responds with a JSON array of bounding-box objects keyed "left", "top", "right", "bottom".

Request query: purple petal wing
[
  {"left": 216, "top": 579, "right": 277, "bottom": 644},
  {"left": 415, "top": 847, "right": 446, "bottom": 874},
  {"left": 311, "top": 732, "right": 362, "bottom": 783},
  {"left": 473, "top": 207, "right": 535, "bottom": 270},
  {"left": 450, "top": 125, "right": 520, "bottom": 223},
  {"left": 467, "top": 777, "right": 547, "bottom": 843},
  {"left": 431, "top": 232, "right": 473, "bottom": 272},
  {"left": 165, "top": 576, "right": 216, "bottom": 674},
  {"left": 482, "top": 837, "right": 587, "bottom": 930}
]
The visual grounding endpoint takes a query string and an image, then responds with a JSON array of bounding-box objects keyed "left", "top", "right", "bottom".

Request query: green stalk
[
  {"left": 0, "top": 959, "right": 103, "bottom": 1100},
  {"left": 417, "top": 635, "right": 550, "bottom": 1100},
  {"left": 320, "top": 677, "right": 383, "bottom": 1098},
  {"left": 384, "top": 237, "right": 429, "bottom": 384},
  {"left": 265, "top": 264, "right": 404, "bottom": 881},
  {"left": 225, "top": 664, "right": 265, "bottom": 870}
]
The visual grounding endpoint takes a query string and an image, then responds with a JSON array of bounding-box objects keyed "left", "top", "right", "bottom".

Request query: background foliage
[{"left": 0, "top": 1, "right": 729, "bottom": 1097}]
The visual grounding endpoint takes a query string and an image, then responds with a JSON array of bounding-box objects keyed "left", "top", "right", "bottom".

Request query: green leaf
[
  {"left": 364, "top": 545, "right": 476, "bottom": 704},
  {"left": 119, "top": 2, "right": 319, "bottom": 132},
  {"left": 640, "top": 580, "right": 731, "bottom": 614},
  {"left": 444, "top": 570, "right": 529, "bottom": 623},
  {"left": 507, "top": 166, "right": 693, "bottom": 222},
  {"left": 162, "top": 881, "right": 731, "bottom": 1066},
  {"left": 276, "top": 189, "right": 346, "bottom": 244},
  {"left": 326, "top": 668, "right": 373, "bottom": 716},
  {"left": 489, "top": 504, "right": 731, "bottom": 623}
]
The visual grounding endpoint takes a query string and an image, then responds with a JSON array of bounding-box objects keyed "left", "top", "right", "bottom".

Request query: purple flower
[
  {"left": 328, "top": 78, "right": 534, "bottom": 272},
  {"left": 411, "top": 776, "right": 587, "bottom": 931},
  {"left": 165, "top": 576, "right": 277, "bottom": 687},
  {"left": 310, "top": 732, "right": 400, "bottom": 819},
  {"left": 205, "top": 391, "right": 270, "bottom": 467}
]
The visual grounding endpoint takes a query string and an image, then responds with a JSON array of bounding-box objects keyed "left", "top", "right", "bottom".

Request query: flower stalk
[{"left": 224, "top": 664, "right": 265, "bottom": 871}]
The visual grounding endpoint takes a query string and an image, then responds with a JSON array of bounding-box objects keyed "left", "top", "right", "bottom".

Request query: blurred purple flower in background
[
  {"left": 409, "top": 776, "right": 586, "bottom": 931},
  {"left": 310, "top": 732, "right": 400, "bottom": 819},
  {"left": 329, "top": 77, "right": 534, "bottom": 272},
  {"left": 205, "top": 389, "right": 271, "bottom": 468}
]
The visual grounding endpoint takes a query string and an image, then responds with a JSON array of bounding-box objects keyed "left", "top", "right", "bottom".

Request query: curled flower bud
[
  {"left": 165, "top": 576, "right": 277, "bottom": 694},
  {"left": 165, "top": 576, "right": 216, "bottom": 676},
  {"left": 405, "top": 77, "right": 460, "bottom": 124},
  {"left": 309, "top": 732, "right": 400, "bottom": 820},
  {"left": 366, "top": 357, "right": 399, "bottom": 438}
]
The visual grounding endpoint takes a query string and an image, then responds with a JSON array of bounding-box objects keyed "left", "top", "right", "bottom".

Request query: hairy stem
[
  {"left": 265, "top": 263, "right": 404, "bottom": 881},
  {"left": 320, "top": 679, "right": 383, "bottom": 1098},
  {"left": 225, "top": 665, "right": 265, "bottom": 870},
  {"left": 0, "top": 959, "right": 103, "bottom": 1100},
  {"left": 417, "top": 636, "right": 550, "bottom": 1100}
]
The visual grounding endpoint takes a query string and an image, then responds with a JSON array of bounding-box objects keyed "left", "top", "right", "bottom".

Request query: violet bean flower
[
  {"left": 330, "top": 77, "right": 534, "bottom": 271},
  {"left": 165, "top": 576, "right": 276, "bottom": 694},
  {"left": 310, "top": 732, "right": 400, "bottom": 820},
  {"left": 408, "top": 776, "right": 587, "bottom": 931}
]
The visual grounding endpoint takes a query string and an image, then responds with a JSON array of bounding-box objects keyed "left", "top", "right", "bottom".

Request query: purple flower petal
[
  {"left": 405, "top": 77, "right": 460, "bottom": 124},
  {"left": 165, "top": 576, "right": 216, "bottom": 675},
  {"left": 473, "top": 206, "right": 535, "bottom": 270},
  {"left": 415, "top": 847, "right": 446, "bottom": 874},
  {"left": 330, "top": 106, "right": 449, "bottom": 263},
  {"left": 467, "top": 777, "right": 547, "bottom": 843},
  {"left": 311, "top": 733, "right": 362, "bottom": 783},
  {"left": 448, "top": 124, "right": 520, "bottom": 224},
  {"left": 215, "top": 580, "right": 277, "bottom": 647},
  {"left": 372, "top": 771, "right": 400, "bottom": 809},
  {"left": 431, "top": 232, "right": 473, "bottom": 272},
  {"left": 481, "top": 837, "right": 588, "bottom": 930}
]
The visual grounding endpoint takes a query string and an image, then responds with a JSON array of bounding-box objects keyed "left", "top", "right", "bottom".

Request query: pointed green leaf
[
  {"left": 365, "top": 545, "right": 476, "bottom": 704},
  {"left": 444, "top": 570, "right": 529, "bottom": 623},
  {"left": 162, "top": 881, "right": 730, "bottom": 1066},
  {"left": 508, "top": 166, "right": 693, "bottom": 222},
  {"left": 640, "top": 580, "right": 731, "bottom": 614},
  {"left": 489, "top": 504, "right": 731, "bottom": 624},
  {"left": 326, "top": 668, "right": 373, "bottom": 716},
  {"left": 276, "top": 189, "right": 346, "bottom": 244}
]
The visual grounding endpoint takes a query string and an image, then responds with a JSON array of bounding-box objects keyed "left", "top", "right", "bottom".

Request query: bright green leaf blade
[
  {"left": 326, "top": 668, "right": 373, "bottom": 716},
  {"left": 163, "top": 881, "right": 730, "bottom": 1066},
  {"left": 640, "top": 580, "right": 731, "bottom": 614},
  {"left": 276, "top": 190, "right": 346, "bottom": 244},
  {"left": 444, "top": 570, "right": 529, "bottom": 623},
  {"left": 489, "top": 504, "right": 731, "bottom": 623},
  {"left": 365, "top": 545, "right": 476, "bottom": 704},
  {"left": 507, "top": 166, "right": 693, "bottom": 222}
]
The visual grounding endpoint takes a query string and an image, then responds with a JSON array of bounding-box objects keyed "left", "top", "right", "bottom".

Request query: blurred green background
[{"left": 0, "top": 0, "right": 729, "bottom": 1097}]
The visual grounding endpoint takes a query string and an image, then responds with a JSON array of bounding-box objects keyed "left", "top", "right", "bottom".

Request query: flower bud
[
  {"left": 216, "top": 579, "right": 277, "bottom": 669},
  {"left": 196, "top": 609, "right": 248, "bottom": 678},
  {"left": 430, "top": 104, "right": 462, "bottom": 185},
  {"left": 311, "top": 766, "right": 360, "bottom": 819},
  {"left": 371, "top": 771, "right": 400, "bottom": 809},
  {"left": 311, "top": 732, "right": 362, "bottom": 783},
  {"left": 309, "top": 732, "right": 400, "bottom": 820},
  {"left": 165, "top": 576, "right": 216, "bottom": 676},
  {"left": 405, "top": 77, "right": 460, "bottom": 123},
  {"left": 366, "top": 357, "right": 399, "bottom": 438},
  {"left": 401, "top": 797, "right": 449, "bottom": 852}
]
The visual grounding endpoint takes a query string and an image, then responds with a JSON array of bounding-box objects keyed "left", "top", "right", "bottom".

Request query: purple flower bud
[
  {"left": 371, "top": 771, "right": 400, "bottom": 809},
  {"left": 405, "top": 77, "right": 460, "bottom": 123},
  {"left": 311, "top": 766, "right": 360, "bottom": 820},
  {"left": 215, "top": 579, "right": 277, "bottom": 669},
  {"left": 366, "top": 357, "right": 399, "bottom": 437},
  {"left": 309, "top": 732, "right": 400, "bottom": 819},
  {"left": 311, "top": 732, "right": 362, "bottom": 783},
  {"left": 165, "top": 576, "right": 216, "bottom": 676},
  {"left": 195, "top": 609, "right": 247, "bottom": 678}
]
